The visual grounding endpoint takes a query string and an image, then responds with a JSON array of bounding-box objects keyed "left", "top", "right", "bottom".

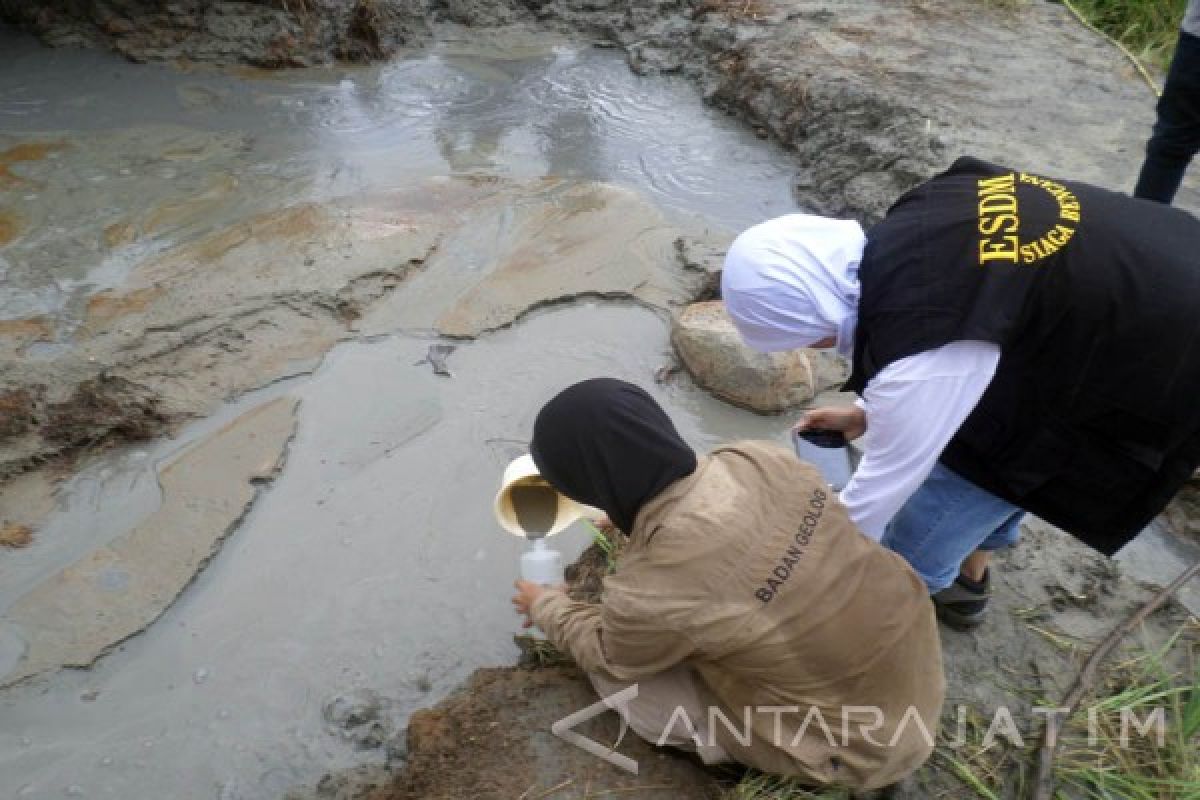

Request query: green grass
[
  {"left": 978, "top": 0, "right": 1187, "bottom": 71},
  {"left": 724, "top": 627, "right": 1200, "bottom": 799},
  {"left": 1063, "top": 0, "right": 1189, "bottom": 70},
  {"left": 723, "top": 773, "right": 849, "bottom": 800},
  {"left": 1050, "top": 629, "right": 1200, "bottom": 799},
  {"left": 585, "top": 519, "right": 619, "bottom": 573}
]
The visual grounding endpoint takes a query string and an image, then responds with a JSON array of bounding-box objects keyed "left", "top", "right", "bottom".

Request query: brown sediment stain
[
  {"left": 43, "top": 375, "right": 169, "bottom": 446},
  {"left": 132, "top": 203, "right": 324, "bottom": 284},
  {"left": 103, "top": 220, "right": 139, "bottom": 249},
  {"left": 159, "top": 143, "right": 214, "bottom": 162},
  {"left": 188, "top": 223, "right": 253, "bottom": 265},
  {"left": 0, "top": 316, "right": 53, "bottom": 344},
  {"left": 0, "top": 141, "right": 68, "bottom": 188},
  {"left": 251, "top": 203, "right": 324, "bottom": 240},
  {"left": 83, "top": 287, "right": 165, "bottom": 332},
  {"left": 138, "top": 173, "right": 238, "bottom": 233},
  {"left": 183, "top": 203, "right": 321, "bottom": 265},
  {"left": 230, "top": 65, "right": 277, "bottom": 81},
  {"left": 0, "top": 208, "right": 21, "bottom": 246},
  {"left": 0, "top": 387, "right": 40, "bottom": 438},
  {"left": 0, "top": 523, "right": 34, "bottom": 549}
]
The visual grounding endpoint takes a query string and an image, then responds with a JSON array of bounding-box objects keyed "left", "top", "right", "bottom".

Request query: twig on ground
[
  {"left": 1060, "top": 0, "right": 1162, "bottom": 97},
  {"left": 526, "top": 779, "right": 574, "bottom": 800},
  {"left": 1031, "top": 560, "right": 1200, "bottom": 800}
]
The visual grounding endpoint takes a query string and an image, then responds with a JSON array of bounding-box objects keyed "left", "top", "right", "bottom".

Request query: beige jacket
[{"left": 532, "top": 441, "right": 944, "bottom": 790}]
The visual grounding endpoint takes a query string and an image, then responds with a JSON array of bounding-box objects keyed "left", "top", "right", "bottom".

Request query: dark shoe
[{"left": 933, "top": 569, "right": 990, "bottom": 631}]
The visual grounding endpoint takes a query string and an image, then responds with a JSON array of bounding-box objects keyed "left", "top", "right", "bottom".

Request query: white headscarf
[{"left": 721, "top": 214, "right": 866, "bottom": 358}]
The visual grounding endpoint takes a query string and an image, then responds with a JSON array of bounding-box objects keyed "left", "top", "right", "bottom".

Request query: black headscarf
[{"left": 530, "top": 378, "right": 698, "bottom": 534}]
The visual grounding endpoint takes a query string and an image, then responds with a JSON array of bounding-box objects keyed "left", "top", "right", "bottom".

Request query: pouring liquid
[
  {"left": 510, "top": 482, "right": 559, "bottom": 538},
  {"left": 510, "top": 482, "right": 566, "bottom": 587}
]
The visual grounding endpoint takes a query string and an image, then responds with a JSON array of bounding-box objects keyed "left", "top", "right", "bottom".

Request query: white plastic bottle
[{"left": 520, "top": 538, "right": 564, "bottom": 586}]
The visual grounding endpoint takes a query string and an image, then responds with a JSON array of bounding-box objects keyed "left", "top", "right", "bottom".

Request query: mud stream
[
  {"left": 0, "top": 25, "right": 801, "bottom": 800},
  {"left": 1, "top": 21, "right": 1196, "bottom": 800}
]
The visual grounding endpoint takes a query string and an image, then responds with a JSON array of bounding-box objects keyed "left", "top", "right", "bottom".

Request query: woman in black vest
[{"left": 721, "top": 157, "right": 1200, "bottom": 630}]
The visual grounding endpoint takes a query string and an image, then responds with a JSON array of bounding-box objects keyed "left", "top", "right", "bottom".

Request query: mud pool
[
  {"left": 1, "top": 19, "right": 1198, "bottom": 800},
  {"left": 0, "top": 26, "right": 796, "bottom": 325},
  {"left": 2, "top": 306, "right": 804, "bottom": 800},
  {"left": 0, "top": 25, "right": 803, "bottom": 799}
]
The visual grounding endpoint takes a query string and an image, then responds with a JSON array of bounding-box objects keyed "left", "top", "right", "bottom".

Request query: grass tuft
[
  {"left": 1052, "top": 627, "right": 1200, "bottom": 799},
  {"left": 585, "top": 520, "right": 620, "bottom": 574},
  {"left": 724, "top": 772, "right": 849, "bottom": 799},
  {"left": 1066, "top": 0, "right": 1189, "bottom": 70}
]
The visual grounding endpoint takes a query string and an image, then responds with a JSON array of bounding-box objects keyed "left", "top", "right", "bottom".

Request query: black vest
[{"left": 846, "top": 157, "right": 1200, "bottom": 555}]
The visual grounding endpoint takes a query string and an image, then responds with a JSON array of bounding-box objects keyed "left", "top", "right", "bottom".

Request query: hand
[
  {"left": 795, "top": 405, "right": 867, "bottom": 441},
  {"left": 511, "top": 580, "right": 566, "bottom": 629}
]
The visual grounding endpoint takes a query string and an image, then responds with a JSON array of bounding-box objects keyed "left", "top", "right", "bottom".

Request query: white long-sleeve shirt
[{"left": 839, "top": 340, "right": 1001, "bottom": 541}]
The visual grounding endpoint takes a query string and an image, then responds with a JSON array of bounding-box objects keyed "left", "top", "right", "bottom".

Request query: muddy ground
[
  {"left": 1, "top": 1, "right": 1198, "bottom": 798},
  {"left": 2, "top": 0, "right": 1197, "bottom": 487},
  {"left": 289, "top": 528, "right": 1198, "bottom": 800}
]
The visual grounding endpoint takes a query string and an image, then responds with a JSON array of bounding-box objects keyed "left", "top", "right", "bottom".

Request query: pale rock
[{"left": 671, "top": 301, "right": 817, "bottom": 413}]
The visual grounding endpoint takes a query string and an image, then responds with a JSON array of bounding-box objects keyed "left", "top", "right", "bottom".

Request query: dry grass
[{"left": 695, "top": 0, "right": 772, "bottom": 22}]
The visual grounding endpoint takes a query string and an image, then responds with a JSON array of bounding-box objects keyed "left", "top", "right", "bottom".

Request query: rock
[{"left": 671, "top": 300, "right": 815, "bottom": 413}]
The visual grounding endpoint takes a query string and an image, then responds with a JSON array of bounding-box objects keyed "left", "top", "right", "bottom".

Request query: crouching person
[{"left": 510, "top": 378, "right": 944, "bottom": 791}]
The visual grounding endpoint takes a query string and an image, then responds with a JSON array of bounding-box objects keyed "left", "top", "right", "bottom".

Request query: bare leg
[{"left": 959, "top": 550, "right": 991, "bottom": 583}]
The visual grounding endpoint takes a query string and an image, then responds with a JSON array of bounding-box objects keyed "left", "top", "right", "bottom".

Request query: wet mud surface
[
  {"left": 1, "top": 2, "right": 1198, "bottom": 798},
  {"left": 0, "top": 24, "right": 802, "bottom": 798}
]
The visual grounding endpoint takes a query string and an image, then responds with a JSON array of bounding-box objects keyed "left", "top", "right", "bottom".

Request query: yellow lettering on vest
[
  {"left": 979, "top": 212, "right": 1018, "bottom": 237},
  {"left": 980, "top": 236, "right": 1019, "bottom": 264},
  {"left": 978, "top": 193, "right": 1018, "bottom": 216},
  {"left": 977, "top": 173, "right": 1020, "bottom": 265},
  {"left": 978, "top": 173, "right": 1016, "bottom": 196}
]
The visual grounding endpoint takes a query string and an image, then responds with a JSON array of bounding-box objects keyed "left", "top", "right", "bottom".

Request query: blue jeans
[{"left": 881, "top": 463, "right": 1023, "bottom": 593}]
